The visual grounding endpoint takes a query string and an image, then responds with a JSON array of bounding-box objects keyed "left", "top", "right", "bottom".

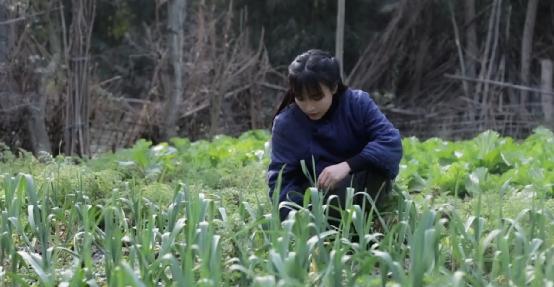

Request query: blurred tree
[
  {"left": 64, "top": 0, "right": 96, "bottom": 156},
  {"left": 335, "top": 0, "right": 345, "bottom": 79},
  {"left": 520, "top": 0, "right": 539, "bottom": 108},
  {"left": 0, "top": 3, "right": 8, "bottom": 63},
  {"left": 162, "top": 0, "right": 187, "bottom": 139},
  {"left": 233, "top": 0, "right": 394, "bottom": 72}
]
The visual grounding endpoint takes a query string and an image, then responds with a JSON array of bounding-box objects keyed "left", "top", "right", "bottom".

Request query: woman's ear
[{"left": 332, "top": 85, "right": 338, "bottom": 94}]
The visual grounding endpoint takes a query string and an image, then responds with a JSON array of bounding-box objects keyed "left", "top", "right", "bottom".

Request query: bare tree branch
[
  {"left": 445, "top": 73, "right": 554, "bottom": 96},
  {"left": 0, "top": 103, "right": 30, "bottom": 113},
  {"left": 0, "top": 7, "right": 62, "bottom": 26}
]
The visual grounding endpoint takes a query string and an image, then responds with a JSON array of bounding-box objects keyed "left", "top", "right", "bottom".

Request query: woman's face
[{"left": 295, "top": 83, "right": 336, "bottom": 120}]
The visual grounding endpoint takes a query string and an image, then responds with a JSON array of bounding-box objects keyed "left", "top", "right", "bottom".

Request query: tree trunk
[
  {"left": 520, "top": 0, "right": 539, "bottom": 107},
  {"left": 27, "top": 54, "right": 60, "bottom": 155},
  {"left": 162, "top": 0, "right": 187, "bottom": 140},
  {"left": 0, "top": 3, "right": 8, "bottom": 63},
  {"left": 335, "top": 0, "right": 345, "bottom": 80},
  {"left": 464, "top": 0, "right": 478, "bottom": 121},
  {"left": 464, "top": 0, "right": 478, "bottom": 81},
  {"left": 249, "top": 87, "right": 261, "bottom": 129},
  {"left": 209, "top": 1, "right": 232, "bottom": 137},
  {"left": 26, "top": 93, "right": 51, "bottom": 153},
  {"left": 412, "top": 10, "right": 431, "bottom": 98},
  {"left": 541, "top": 59, "right": 553, "bottom": 128},
  {"left": 25, "top": 0, "right": 66, "bottom": 155},
  {"left": 209, "top": 88, "right": 222, "bottom": 137}
]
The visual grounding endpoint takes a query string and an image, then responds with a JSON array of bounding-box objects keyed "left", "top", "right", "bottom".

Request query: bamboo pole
[
  {"left": 335, "top": 0, "right": 345, "bottom": 80},
  {"left": 541, "top": 59, "right": 553, "bottom": 127}
]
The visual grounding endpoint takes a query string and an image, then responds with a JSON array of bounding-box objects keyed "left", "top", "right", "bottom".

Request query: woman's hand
[{"left": 317, "top": 162, "right": 351, "bottom": 190}]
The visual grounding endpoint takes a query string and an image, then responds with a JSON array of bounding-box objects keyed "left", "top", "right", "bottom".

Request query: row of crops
[{"left": 0, "top": 128, "right": 552, "bottom": 286}]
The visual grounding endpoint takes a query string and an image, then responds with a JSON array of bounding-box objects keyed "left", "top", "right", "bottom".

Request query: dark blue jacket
[{"left": 267, "top": 88, "right": 403, "bottom": 214}]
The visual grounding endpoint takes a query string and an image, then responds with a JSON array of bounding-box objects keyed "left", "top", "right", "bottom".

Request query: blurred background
[{"left": 0, "top": 0, "right": 553, "bottom": 156}]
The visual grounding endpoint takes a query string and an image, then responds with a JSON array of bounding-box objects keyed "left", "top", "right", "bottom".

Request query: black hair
[{"left": 273, "top": 49, "right": 348, "bottom": 122}]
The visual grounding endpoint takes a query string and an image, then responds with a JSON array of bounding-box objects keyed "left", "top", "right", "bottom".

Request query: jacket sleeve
[
  {"left": 267, "top": 118, "right": 309, "bottom": 220},
  {"left": 346, "top": 92, "right": 403, "bottom": 179}
]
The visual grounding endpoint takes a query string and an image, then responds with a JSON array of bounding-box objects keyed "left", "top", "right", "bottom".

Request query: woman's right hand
[{"left": 317, "top": 162, "right": 351, "bottom": 190}]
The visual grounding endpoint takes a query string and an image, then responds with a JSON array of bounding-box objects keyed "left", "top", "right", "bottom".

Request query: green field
[{"left": 0, "top": 128, "right": 553, "bottom": 286}]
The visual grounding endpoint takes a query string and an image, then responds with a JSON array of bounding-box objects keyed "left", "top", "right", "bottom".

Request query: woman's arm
[
  {"left": 267, "top": 118, "right": 310, "bottom": 220},
  {"left": 346, "top": 91, "right": 403, "bottom": 179}
]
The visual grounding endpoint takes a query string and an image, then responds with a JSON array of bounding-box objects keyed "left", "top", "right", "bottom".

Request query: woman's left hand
[{"left": 317, "top": 162, "right": 351, "bottom": 190}]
